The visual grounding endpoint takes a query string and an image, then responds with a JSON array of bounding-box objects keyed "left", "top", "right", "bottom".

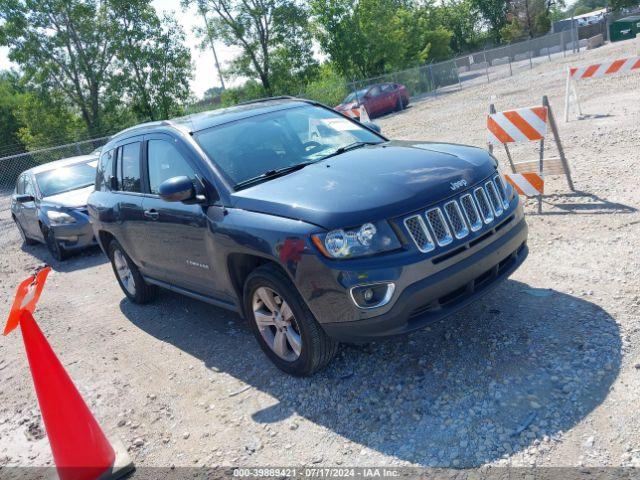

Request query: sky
[{"left": 0, "top": 0, "right": 240, "bottom": 99}]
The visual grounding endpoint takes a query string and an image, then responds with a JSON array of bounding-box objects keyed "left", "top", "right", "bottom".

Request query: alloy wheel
[
  {"left": 113, "top": 249, "right": 136, "bottom": 296},
  {"left": 252, "top": 287, "right": 302, "bottom": 362}
]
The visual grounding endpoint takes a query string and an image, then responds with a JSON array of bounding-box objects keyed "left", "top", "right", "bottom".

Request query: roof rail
[{"left": 236, "top": 95, "right": 308, "bottom": 106}]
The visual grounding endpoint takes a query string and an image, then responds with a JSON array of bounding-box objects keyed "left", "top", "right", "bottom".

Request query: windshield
[
  {"left": 193, "top": 105, "right": 383, "bottom": 187},
  {"left": 343, "top": 89, "right": 368, "bottom": 104},
  {"left": 35, "top": 161, "right": 97, "bottom": 197}
]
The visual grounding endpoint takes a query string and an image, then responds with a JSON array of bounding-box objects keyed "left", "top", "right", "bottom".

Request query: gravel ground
[{"left": 1, "top": 39, "right": 639, "bottom": 470}]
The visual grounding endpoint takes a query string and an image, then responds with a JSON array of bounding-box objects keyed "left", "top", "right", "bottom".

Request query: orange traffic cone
[{"left": 4, "top": 266, "right": 133, "bottom": 480}]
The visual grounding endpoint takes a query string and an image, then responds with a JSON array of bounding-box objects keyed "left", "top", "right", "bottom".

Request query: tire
[
  {"left": 108, "top": 239, "right": 157, "bottom": 304},
  {"left": 395, "top": 97, "right": 404, "bottom": 112},
  {"left": 14, "top": 218, "right": 37, "bottom": 246},
  {"left": 44, "top": 226, "right": 69, "bottom": 261},
  {"left": 243, "top": 264, "right": 338, "bottom": 376}
]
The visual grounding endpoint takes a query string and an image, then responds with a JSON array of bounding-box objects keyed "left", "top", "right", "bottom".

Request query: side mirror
[
  {"left": 362, "top": 121, "right": 381, "bottom": 133},
  {"left": 158, "top": 176, "right": 196, "bottom": 203},
  {"left": 15, "top": 194, "right": 35, "bottom": 203}
]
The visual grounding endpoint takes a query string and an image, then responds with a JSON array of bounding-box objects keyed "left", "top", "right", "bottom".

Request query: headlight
[
  {"left": 312, "top": 221, "right": 401, "bottom": 259},
  {"left": 46, "top": 210, "right": 76, "bottom": 225}
]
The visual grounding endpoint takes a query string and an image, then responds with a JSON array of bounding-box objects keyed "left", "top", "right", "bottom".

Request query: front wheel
[
  {"left": 108, "top": 240, "right": 157, "bottom": 304},
  {"left": 44, "top": 227, "right": 69, "bottom": 261},
  {"left": 244, "top": 265, "right": 338, "bottom": 376}
]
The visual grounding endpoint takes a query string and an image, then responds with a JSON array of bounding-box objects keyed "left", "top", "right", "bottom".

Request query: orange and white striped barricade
[
  {"left": 564, "top": 55, "right": 640, "bottom": 121},
  {"left": 504, "top": 172, "right": 544, "bottom": 197},
  {"left": 488, "top": 96, "right": 574, "bottom": 213}
]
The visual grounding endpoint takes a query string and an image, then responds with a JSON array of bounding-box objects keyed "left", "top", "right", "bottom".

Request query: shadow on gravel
[
  {"left": 19, "top": 244, "right": 106, "bottom": 272},
  {"left": 538, "top": 190, "right": 637, "bottom": 215},
  {"left": 121, "top": 279, "right": 621, "bottom": 467}
]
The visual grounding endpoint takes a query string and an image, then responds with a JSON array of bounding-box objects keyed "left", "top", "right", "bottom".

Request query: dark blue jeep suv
[{"left": 88, "top": 98, "right": 528, "bottom": 376}]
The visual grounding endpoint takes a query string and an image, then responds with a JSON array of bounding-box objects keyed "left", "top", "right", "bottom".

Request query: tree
[
  {"left": 0, "top": 71, "right": 27, "bottom": 156},
  {"left": 504, "top": 0, "right": 552, "bottom": 38},
  {"left": 0, "top": 0, "right": 195, "bottom": 136},
  {"left": 110, "top": 0, "right": 193, "bottom": 121},
  {"left": 186, "top": 0, "right": 316, "bottom": 95},
  {"left": 0, "top": 0, "right": 117, "bottom": 136},
  {"left": 14, "top": 90, "right": 86, "bottom": 150},
  {"left": 607, "top": 0, "right": 636, "bottom": 10},
  {"left": 470, "top": 0, "right": 510, "bottom": 43},
  {"left": 311, "top": 0, "right": 454, "bottom": 79}
]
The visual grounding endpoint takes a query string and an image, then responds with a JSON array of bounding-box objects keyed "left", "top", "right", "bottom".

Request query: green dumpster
[{"left": 609, "top": 15, "right": 640, "bottom": 42}]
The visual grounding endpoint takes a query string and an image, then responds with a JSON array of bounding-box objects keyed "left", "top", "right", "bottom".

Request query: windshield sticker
[{"left": 308, "top": 118, "right": 358, "bottom": 140}]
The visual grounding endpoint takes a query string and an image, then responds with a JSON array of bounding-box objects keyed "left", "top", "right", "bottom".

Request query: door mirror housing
[
  {"left": 158, "top": 176, "right": 197, "bottom": 203},
  {"left": 15, "top": 194, "right": 35, "bottom": 203},
  {"left": 362, "top": 121, "right": 381, "bottom": 133}
]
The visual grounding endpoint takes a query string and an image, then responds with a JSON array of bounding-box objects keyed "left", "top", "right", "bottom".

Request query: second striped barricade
[{"left": 564, "top": 55, "right": 640, "bottom": 121}]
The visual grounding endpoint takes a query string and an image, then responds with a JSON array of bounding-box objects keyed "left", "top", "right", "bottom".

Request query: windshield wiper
[
  {"left": 320, "top": 141, "right": 382, "bottom": 161},
  {"left": 234, "top": 161, "right": 317, "bottom": 190}
]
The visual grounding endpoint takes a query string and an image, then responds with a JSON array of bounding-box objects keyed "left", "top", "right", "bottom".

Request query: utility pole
[{"left": 200, "top": 7, "right": 226, "bottom": 91}]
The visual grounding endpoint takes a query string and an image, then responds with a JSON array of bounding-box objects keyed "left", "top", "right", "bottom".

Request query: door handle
[{"left": 144, "top": 209, "right": 159, "bottom": 220}]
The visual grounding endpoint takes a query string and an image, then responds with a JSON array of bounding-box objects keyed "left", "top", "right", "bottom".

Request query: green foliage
[
  {"left": 470, "top": 0, "right": 510, "bottom": 42},
  {"left": 110, "top": 0, "right": 193, "bottom": 121},
  {"left": 300, "top": 64, "right": 349, "bottom": 106},
  {"left": 608, "top": 0, "right": 639, "bottom": 9},
  {"left": 191, "top": 0, "right": 318, "bottom": 95},
  {"left": 0, "top": 0, "right": 193, "bottom": 139},
  {"left": 310, "top": 0, "right": 452, "bottom": 79},
  {"left": 0, "top": 71, "right": 26, "bottom": 155},
  {"left": 14, "top": 91, "right": 87, "bottom": 150},
  {"left": 500, "top": 19, "right": 525, "bottom": 42}
]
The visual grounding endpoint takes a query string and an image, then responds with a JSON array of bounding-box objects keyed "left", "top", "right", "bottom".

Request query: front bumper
[
  {"left": 51, "top": 217, "right": 97, "bottom": 251},
  {"left": 298, "top": 191, "right": 529, "bottom": 342},
  {"left": 321, "top": 217, "right": 528, "bottom": 342}
]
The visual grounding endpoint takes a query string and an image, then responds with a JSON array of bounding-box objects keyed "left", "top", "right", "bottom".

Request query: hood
[
  {"left": 42, "top": 185, "right": 94, "bottom": 209},
  {"left": 231, "top": 140, "right": 497, "bottom": 229}
]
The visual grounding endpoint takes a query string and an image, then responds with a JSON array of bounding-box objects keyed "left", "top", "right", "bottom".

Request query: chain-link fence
[
  {"left": 0, "top": 136, "right": 110, "bottom": 192},
  {"left": 346, "top": 27, "right": 597, "bottom": 100}
]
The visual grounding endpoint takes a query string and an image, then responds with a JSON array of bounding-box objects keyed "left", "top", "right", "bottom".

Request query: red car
[{"left": 335, "top": 82, "right": 410, "bottom": 119}]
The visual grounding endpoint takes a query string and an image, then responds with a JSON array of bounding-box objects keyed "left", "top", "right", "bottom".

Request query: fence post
[
  {"left": 75, "top": 143, "right": 82, "bottom": 155},
  {"left": 528, "top": 39, "right": 533, "bottom": 69},
  {"left": 428, "top": 64, "right": 436, "bottom": 94},
  {"left": 483, "top": 51, "right": 490, "bottom": 83},
  {"left": 561, "top": 30, "right": 566, "bottom": 57},
  {"left": 508, "top": 51, "right": 513, "bottom": 76}
]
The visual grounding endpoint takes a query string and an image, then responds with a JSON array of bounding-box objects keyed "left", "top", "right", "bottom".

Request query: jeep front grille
[
  {"left": 460, "top": 194, "right": 482, "bottom": 232},
  {"left": 404, "top": 215, "right": 435, "bottom": 253},
  {"left": 444, "top": 201, "right": 469, "bottom": 239},
  {"left": 474, "top": 187, "right": 494, "bottom": 223},
  {"left": 485, "top": 180, "right": 503, "bottom": 216},
  {"left": 493, "top": 174, "right": 510, "bottom": 210},
  {"left": 426, "top": 208, "right": 453, "bottom": 246},
  {"left": 403, "top": 176, "right": 511, "bottom": 254}
]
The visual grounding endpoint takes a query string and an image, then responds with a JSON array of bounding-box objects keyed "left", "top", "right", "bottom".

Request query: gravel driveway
[{"left": 1, "top": 39, "right": 639, "bottom": 470}]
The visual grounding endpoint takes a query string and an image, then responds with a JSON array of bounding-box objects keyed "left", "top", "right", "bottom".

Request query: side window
[
  {"left": 117, "top": 142, "right": 141, "bottom": 193},
  {"left": 147, "top": 139, "right": 196, "bottom": 195},
  {"left": 369, "top": 86, "right": 381, "bottom": 97},
  {"left": 96, "top": 149, "right": 116, "bottom": 191}
]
